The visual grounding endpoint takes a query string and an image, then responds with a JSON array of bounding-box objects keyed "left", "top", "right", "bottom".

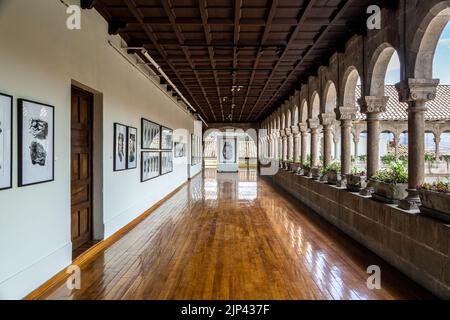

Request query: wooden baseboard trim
[{"left": 24, "top": 179, "right": 190, "bottom": 300}]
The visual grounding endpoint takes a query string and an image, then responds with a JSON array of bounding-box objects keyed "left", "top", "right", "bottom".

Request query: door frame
[{"left": 71, "top": 80, "right": 104, "bottom": 248}]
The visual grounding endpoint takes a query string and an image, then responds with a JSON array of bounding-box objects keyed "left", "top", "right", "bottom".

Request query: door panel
[{"left": 71, "top": 87, "right": 93, "bottom": 253}]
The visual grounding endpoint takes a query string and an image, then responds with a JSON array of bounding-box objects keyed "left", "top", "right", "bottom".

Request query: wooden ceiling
[{"left": 83, "top": 0, "right": 375, "bottom": 123}]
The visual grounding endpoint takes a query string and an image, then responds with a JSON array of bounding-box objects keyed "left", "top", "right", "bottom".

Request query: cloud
[
  {"left": 386, "top": 51, "right": 400, "bottom": 72},
  {"left": 438, "top": 38, "right": 450, "bottom": 49}
]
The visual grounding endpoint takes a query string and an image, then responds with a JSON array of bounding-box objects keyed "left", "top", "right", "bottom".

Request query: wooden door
[{"left": 71, "top": 87, "right": 93, "bottom": 253}]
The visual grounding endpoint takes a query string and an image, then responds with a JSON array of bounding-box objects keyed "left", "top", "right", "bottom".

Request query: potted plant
[
  {"left": 324, "top": 162, "right": 341, "bottom": 185},
  {"left": 381, "top": 154, "right": 397, "bottom": 166},
  {"left": 311, "top": 166, "right": 323, "bottom": 180},
  {"left": 418, "top": 180, "right": 450, "bottom": 223},
  {"left": 371, "top": 161, "right": 408, "bottom": 204},
  {"left": 303, "top": 163, "right": 312, "bottom": 177},
  {"left": 346, "top": 168, "right": 367, "bottom": 192}
]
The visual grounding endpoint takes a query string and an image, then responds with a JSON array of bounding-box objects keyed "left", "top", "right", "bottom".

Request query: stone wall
[{"left": 269, "top": 170, "right": 450, "bottom": 299}]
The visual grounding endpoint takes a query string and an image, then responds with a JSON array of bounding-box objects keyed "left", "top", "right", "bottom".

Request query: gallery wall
[{"left": 0, "top": 0, "right": 202, "bottom": 299}]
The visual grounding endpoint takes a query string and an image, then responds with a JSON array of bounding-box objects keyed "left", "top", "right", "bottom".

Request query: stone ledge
[{"left": 268, "top": 171, "right": 450, "bottom": 299}]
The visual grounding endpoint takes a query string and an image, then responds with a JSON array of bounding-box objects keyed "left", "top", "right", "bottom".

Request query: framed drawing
[
  {"left": 0, "top": 93, "right": 13, "bottom": 190},
  {"left": 18, "top": 99, "right": 55, "bottom": 187},
  {"left": 174, "top": 142, "right": 186, "bottom": 158},
  {"left": 114, "top": 123, "right": 127, "bottom": 171},
  {"left": 161, "top": 151, "right": 173, "bottom": 175},
  {"left": 219, "top": 137, "right": 237, "bottom": 163},
  {"left": 127, "top": 126, "right": 138, "bottom": 169},
  {"left": 161, "top": 126, "right": 173, "bottom": 150},
  {"left": 141, "top": 118, "right": 160, "bottom": 150},
  {"left": 141, "top": 151, "right": 160, "bottom": 182},
  {"left": 191, "top": 134, "right": 196, "bottom": 166}
]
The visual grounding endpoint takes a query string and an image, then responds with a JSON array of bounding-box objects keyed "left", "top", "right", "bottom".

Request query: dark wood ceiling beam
[
  {"left": 230, "top": 0, "right": 243, "bottom": 122},
  {"left": 256, "top": 0, "right": 353, "bottom": 120},
  {"left": 160, "top": 0, "right": 217, "bottom": 121},
  {"left": 245, "top": 0, "right": 317, "bottom": 121},
  {"left": 122, "top": 0, "right": 210, "bottom": 120},
  {"left": 199, "top": 0, "right": 225, "bottom": 121},
  {"left": 238, "top": 0, "right": 279, "bottom": 121}
]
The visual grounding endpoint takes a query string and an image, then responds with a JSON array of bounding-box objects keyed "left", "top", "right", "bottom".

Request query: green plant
[
  {"left": 381, "top": 154, "right": 397, "bottom": 165},
  {"left": 441, "top": 154, "right": 450, "bottom": 172},
  {"left": 351, "top": 167, "right": 366, "bottom": 176},
  {"left": 372, "top": 161, "right": 408, "bottom": 185},
  {"left": 419, "top": 180, "right": 450, "bottom": 194},
  {"left": 358, "top": 155, "right": 367, "bottom": 162},
  {"left": 425, "top": 152, "right": 437, "bottom": 174},
  {"left": 306, "top": 154, "right": 312, "bottom": 166},
  {"left": 324, "top": 162, "right": 341, "bottom": 174},
  {"left": 351, "top": 155, "right": 356, "bottom": 163}
]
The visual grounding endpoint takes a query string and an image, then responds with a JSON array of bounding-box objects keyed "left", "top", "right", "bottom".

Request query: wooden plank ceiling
[{"left": 83, "top": 0, "right": 375, "bottom": 123}]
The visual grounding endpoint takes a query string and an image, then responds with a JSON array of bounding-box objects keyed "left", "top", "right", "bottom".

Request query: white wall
[{"left": 0, "top": 0, "right": 202, "bottom": 299}]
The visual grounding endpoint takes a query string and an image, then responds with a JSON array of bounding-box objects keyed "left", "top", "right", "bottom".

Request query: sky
[{"left": 384, "top": 23, "right": 450, "bottom": 85}]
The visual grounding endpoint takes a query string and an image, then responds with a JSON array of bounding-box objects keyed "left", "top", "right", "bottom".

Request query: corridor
[{"left": 38, "top": 170, "right": 432, "bottom": 300}]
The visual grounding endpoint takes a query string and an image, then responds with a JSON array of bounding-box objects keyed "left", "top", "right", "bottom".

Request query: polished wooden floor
[{"left": 41, "top": 170, "right": 433, "bottom": 300}]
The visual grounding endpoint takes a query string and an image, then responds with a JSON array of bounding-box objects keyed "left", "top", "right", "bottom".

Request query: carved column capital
[
  {"left": 358, "top": 96, "right": 389, "bottom": 115},
  {"left": 395, "top": 78, "right": 439, "bottom": 109},
  {"left": 284, "top": 127, "right": 292, "bottom": 136},
  {"left": 307, "top": 118, "right": 320, "bottom": 130},
  {"left": 335, "top": 106, "right": 358, "bottom": 121},
  {"left": 298, "top": 123, "right": 308, "bottom": 133},
  {"left": 319, "top": 112, "right": 336, "bottom": 129},
  {"left": 291, "top": 125, "right": 299, "bottom": 135}
]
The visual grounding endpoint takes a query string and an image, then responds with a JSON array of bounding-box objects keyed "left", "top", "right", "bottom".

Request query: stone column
[
  {"left": 337, "top": 107, "right": 357, "bottom": 179},
  {"left": 299, "top": 124, "right": 308, "bottom": 165},
  {"left": 281, "top": 131, "right": 288, "bottom": 161},
  {"left": 333, "top": 134, "right": 340, "bottom": 161},
  {"left": 319, "top": 113, "right": 335, "bottom": 167},
  {"left": 308, "top": 119, "right": 320, "bottom": 167},
  {"left": 359, "top": 96, "right": 389, "bottom": 178},
  {"left": 285, "top": 128, "right": 292, "bottom": 160},
  {"left": 396, "top": 79, "right": 439, "bottom": 210},
  {"left": 354, "top": 137, "right": 360, "bottom": 159},
  {"left": 393, "top": 134, "right": 400, "bottom": 159},
  {"left": 434, "top": 135, "right": 441, "bottom": 159},
  {"left": 292, "top": 126, "right": 300, "bottom": 163}
]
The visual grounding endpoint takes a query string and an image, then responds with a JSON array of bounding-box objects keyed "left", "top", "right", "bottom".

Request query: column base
[{"left": 398, "top": 189, "right": 421, "bottom": 211}]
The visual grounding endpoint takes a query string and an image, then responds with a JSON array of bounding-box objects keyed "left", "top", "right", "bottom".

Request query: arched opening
[
  {"left": 311, "top": 92, "right": 320, "bottom": 119},
  {"left": 203, "top": 130, "right": 258, "bottom": 170},
  {"left": 324, "top": 81, "right": 337, "bottom": 113},
  {"left": 343, "top": 68, "right": 360, "bottom": 109},
  {"left": 293, "top": 104, "right": 299, "bottom": 125},
  {"left": 369, "top": 45, "right": 401, "bottom": 95},
  {"left": 379, "top": 131, "right": 396, "bottom": 167},
  {"left": 415, "top": 7, "right": 450, "bottom": 79}
]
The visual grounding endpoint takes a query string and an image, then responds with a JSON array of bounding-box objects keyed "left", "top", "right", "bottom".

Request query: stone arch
[
  {"left": 368, "top": 43, "right": 399, "bottom": 96},
  {"left": 310, "top": 92, "right": 320, "bottom": 119},
  {"left": 342, "top": 67, "right": 360, "bottom": 109},
  {"left": 293, "top": 103, "right": 299, "bottom": 126},
  {"left": 300, "top": 99, "right": 308, "bottom": 123},
  {"left": 413, "top": 5, "right": 450, "bottom": 78},
  {"left": 285, "top": 108, "right": 292, "bottom": 129},
  {"left": 323, "top": 81, "right": 337, "bottom": 114}
]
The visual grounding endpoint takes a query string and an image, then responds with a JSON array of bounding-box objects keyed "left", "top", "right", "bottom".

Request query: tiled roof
[{"left": 355, "top": 85, "right": 450, "bottom": 121}]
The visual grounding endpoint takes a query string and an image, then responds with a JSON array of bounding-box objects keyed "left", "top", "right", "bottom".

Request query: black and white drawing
[
  {"left": 219, "top": 137, "right": 237, "bottom": 163},
  {"left": 161, "top": 151, "right": 173, "bottom": 175},
  {"left": 141, "top": 151, "right": 160, "bottom": 182},
  {"left": 174, "top": 142, "right": 186, "bottom": 158},
  {"left": 18, "top": 99, "right": 54, "bottom": 187},
  {"left": 114, "top": 123, "right": 127, "bottom": 171},
  {"left": 0, "top": 93, "right": 12, "bottom": 190},
  {"left": 141, "top": 118, "right": 160, "bottom": 150},
  {"left": 161, "top": 126, "right": 173, "bottom": 150},
  {"left": 127, "top": 126, "right": 138, "bottom": 169}
]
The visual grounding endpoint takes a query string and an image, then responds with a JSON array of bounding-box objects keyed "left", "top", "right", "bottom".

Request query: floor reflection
[{"left": 41, "top": 169, "right": 433, "bottom": 300}]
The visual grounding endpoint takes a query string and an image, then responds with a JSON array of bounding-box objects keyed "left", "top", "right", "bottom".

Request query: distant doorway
[{"left": 71, "top": 87, "right": 95, "bottom": 258}]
